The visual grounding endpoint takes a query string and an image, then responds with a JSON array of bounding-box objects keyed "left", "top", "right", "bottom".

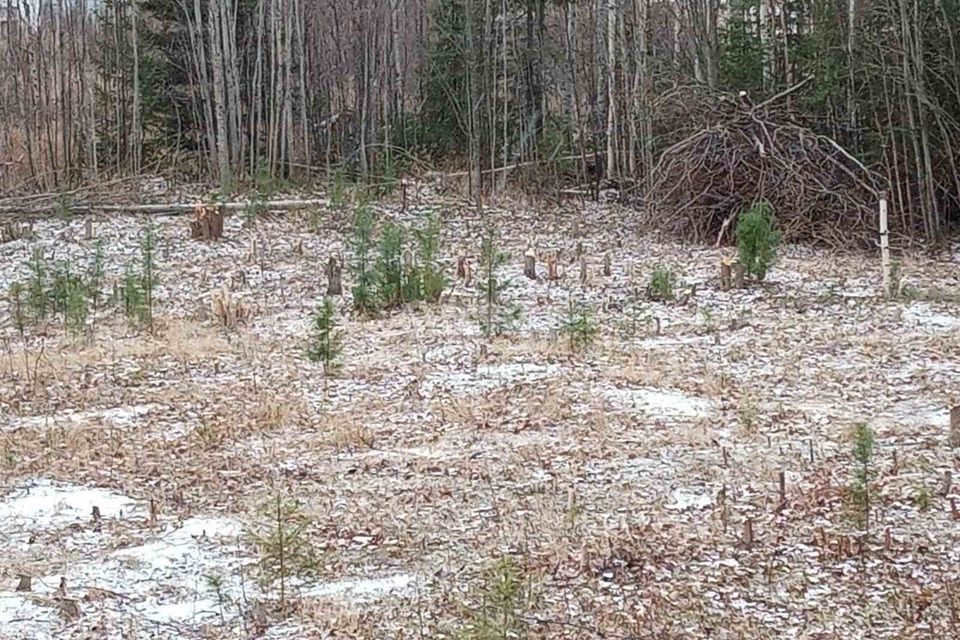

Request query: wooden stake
[
  {"left": 523, "top": 248, "right": 537, "bottom": 280},
  {"left": 325, "top": 256, "right": 343, "bottom": 296},
  {"left": 743, "top": 518, "right": 754, "bottom": 548},
  {"left": 880, "top": 191, "right": 891, "bottom": 297},
  {"left": 778, "top": 470, "right": 786, "bottom": 509},
  {"left": 602, "top": 253, "right": 611, "bottom": 277},
  {"left": 940, "top": 470, "right": 953, "bottom": 497},
  {"left": 579, "top": 256, "right": 588, "bottom": 285},
  {"left": 950, "top": 405, "right": 960, "bottom": 448}
]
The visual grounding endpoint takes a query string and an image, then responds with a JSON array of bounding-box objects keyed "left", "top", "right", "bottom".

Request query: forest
[
  {"left": 1, "top": 0, "right": 960, "bottom": 241},
  {"left": 1, "top": 2, "right": 960, "bottom": 640}
]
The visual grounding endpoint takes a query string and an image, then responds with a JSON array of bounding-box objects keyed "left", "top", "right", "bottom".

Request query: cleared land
[{"left": 1, "top": 192, "right": 959, "bottom": 639}]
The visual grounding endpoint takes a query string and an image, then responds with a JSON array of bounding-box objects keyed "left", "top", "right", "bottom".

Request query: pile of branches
[{"left": 643, "top": 78, "right": 885, "bottom": 247}]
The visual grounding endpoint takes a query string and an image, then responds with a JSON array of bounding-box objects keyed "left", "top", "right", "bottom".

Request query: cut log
[{"left": 523, "top": 248, "right": 537, "bottom": 280}]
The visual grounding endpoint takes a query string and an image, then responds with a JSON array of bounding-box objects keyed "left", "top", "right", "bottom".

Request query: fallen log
[{"left": 69, "top": 199, "right": 329, "bottom": 216}]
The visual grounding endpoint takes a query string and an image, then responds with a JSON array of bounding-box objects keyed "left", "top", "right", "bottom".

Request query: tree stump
[
  {"left": 720, "top": 259, "right": 733, "bottom": 291},
  {"left": 326, "top": 256, "right": 343, "bottom": 296},
  {"left": 950, "top": 406, "right": 960, "bottom": 448},
  {"left": 190, "top": 204, "right": 224, "bottom": 241},
  {"left": 524, "top": 248, "right": 537, "bottom": 280},
  {"left": 579, "top": 256, "right": 588, "bottom": 285},
  {"left": 733, "top": 262, "right": 746, "bottom": 289},
  {"left": 83, "top": 219, "right": 94, "bottom": 241},
  {"left": 603, "top": 253, "right": 611, "bottom": 277},
  {"left": 547, "top": 254, "right": 559, "bottom": 281},
  {"left": 16, "top": 574, "right": 31, "bottom": 592},
  {"left": 457, "top": 256, "right": 472, "bottom": 286}
]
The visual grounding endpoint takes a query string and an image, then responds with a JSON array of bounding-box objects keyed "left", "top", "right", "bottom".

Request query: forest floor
[{"left": 0, "top": 186, "right": 959, "bottom": 639}]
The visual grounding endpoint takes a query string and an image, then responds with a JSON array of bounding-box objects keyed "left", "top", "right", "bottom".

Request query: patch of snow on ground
[
  {"left": 305, "top": 574, "right": 415, "bottom": 601},
  {"left": 9, "top": 403, "right": 160, "bottom": 431},
  {"left": 0, "top": 478, "right": 142, "bottom": 531},
  {"left": 602, "top": 386, "right": 714, "bottom": 419},
  {"left": 0, "top": 479, "right": 250, "bottom": 637},
  {"left": 422, "top": 362, "right": 560, "bottom": 396},
  {"left": 903, "top": 303, "right": 960, "bottom": 331},
  {"left": 665, "top": 488, "right": 714, "bottom": 511}
]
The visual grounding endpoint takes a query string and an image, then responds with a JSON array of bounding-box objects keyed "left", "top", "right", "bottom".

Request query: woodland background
[{"left": 1, "top": 0, "right": 959, "bottom": 243}]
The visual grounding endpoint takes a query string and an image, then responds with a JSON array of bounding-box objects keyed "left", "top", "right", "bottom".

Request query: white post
[{"left": 880, "top": 191, "right": 891, "bottom": 297}]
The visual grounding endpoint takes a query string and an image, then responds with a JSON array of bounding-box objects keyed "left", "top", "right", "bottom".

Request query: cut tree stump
[
  {"left": 190, "top": 204, "right": 224, "bottom": 241},
  {"left": 457, "top": 256, "right": 472, "bottom": 286},
  {"left": 733, "top": 262, "right": 746, "bottom": 289},
  {"left": 16, "top": 574, "right": 31, "bottom": 592},
  {"left": 950, "top": 406, "right": 960, "bottom": 448},
  {"left": 326, "top": 256, "right": 343, "bottom": 296},
  {"left": 720, "top": 259, "right": 733, "bottom": 291},
  {"left": 579, "top": 256, "right": 588, "bottom": 285},
  {"left": 603, "top": 253, "right": 611, "bottom": 276},
  {"left": 524, "top": 248, "right": 537, "bottom": 280},
  {"left": 547, "top": 254, "right": 559, "bottom": 281}
]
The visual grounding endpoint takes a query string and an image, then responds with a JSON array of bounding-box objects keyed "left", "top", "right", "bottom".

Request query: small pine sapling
[
  {"left": 350, "top": 205, "right": 379, "bottom": 316},
  {"left": 478, "top": 227, "right": 520, "bottom": 337},
  {"left": 375, "top": 221, "right": 406, "bottom": 308},
  {"left": 415, "top": 212, "right": 446, "bottom": 302},
  {"left": 306, "top": 297, "right": 342, "bottom": 375},
  {"left": 7, "top": 283, "right": 26, "bottom": 337},
  {"left": 847, "top": 422, "right": 876, "bottom": 535},
  {"left": 457, "top": 556, "right": 533, "bottom": 640},
  {"left": 122, "top": 265, "right": 148, "bottom": 326},
  {"left": 647, "top": 265, "right": 676, "bottom": 302},
  {"left": 86, "top": 239, "right": 105, "bottom": 310},
  {"left": 248, "top": 494, "right": 318, "bottom": 609},
  {"left": 26, "top": 247, "right": 48, "bottom": 321},
  {"left": 736, "top": 201, "right": 781, "bottom": 281},
  {"left": 560, "top": 298, "right": 598, "bottom": 353},
  {"left": 140, "top": 224, "right": 158, "bottom": 327}
]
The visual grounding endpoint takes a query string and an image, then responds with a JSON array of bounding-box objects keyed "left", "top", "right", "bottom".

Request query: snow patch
[
  {"left": 665, "top": 488, "right": 713, "bottom": 511},
  {"left": 903, "top": 303, "right": 960, "bottom": 331},
  {"left": 10, "top": 404, "right": 160, "bottom": 431},
  {"left": 602, "top": 386, "right": 714, "bottom": 419},
  {"left": 0, "top": 479, "right": 142, "bottom": 531},
  {"left": 305, "top": 573, "right": 415, "bottom": 601},
  {"left": 422, "top": 362, "right": 560, "bottom": 396}
]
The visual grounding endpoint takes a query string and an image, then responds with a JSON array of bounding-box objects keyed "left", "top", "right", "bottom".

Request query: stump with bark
[
  {"left": 524, "top": 248, "right": 537, "bottom": 280},
  {"left": 458, "top": 256, "right": 472, "bottom": 286},
  {"left": 326, "top": 256, "right": 343, "bottom": 296},
  {"left": 190, "top": 204, "right": 224, "bottom": 241},
  {"left": 603, "top": 253, "right": 611, "bottom": 277},
  {"left": 733, "top": 262, "right": 746, "bottom": 289},
  {"left": 720, "top": 259, "right": 734, "bottom": 291},
  {"left": 547, "top": 254, "right": 559, "bottom": 281}
]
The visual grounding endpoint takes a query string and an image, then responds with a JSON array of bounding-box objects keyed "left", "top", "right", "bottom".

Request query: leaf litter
[{"left": 0, "top": 187, "right": 959, "bottom": 638}]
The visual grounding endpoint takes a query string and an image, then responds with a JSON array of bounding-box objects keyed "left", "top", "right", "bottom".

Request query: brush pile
[{"left": 644, "top": 80, "right": 884, "bottom": 247}]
